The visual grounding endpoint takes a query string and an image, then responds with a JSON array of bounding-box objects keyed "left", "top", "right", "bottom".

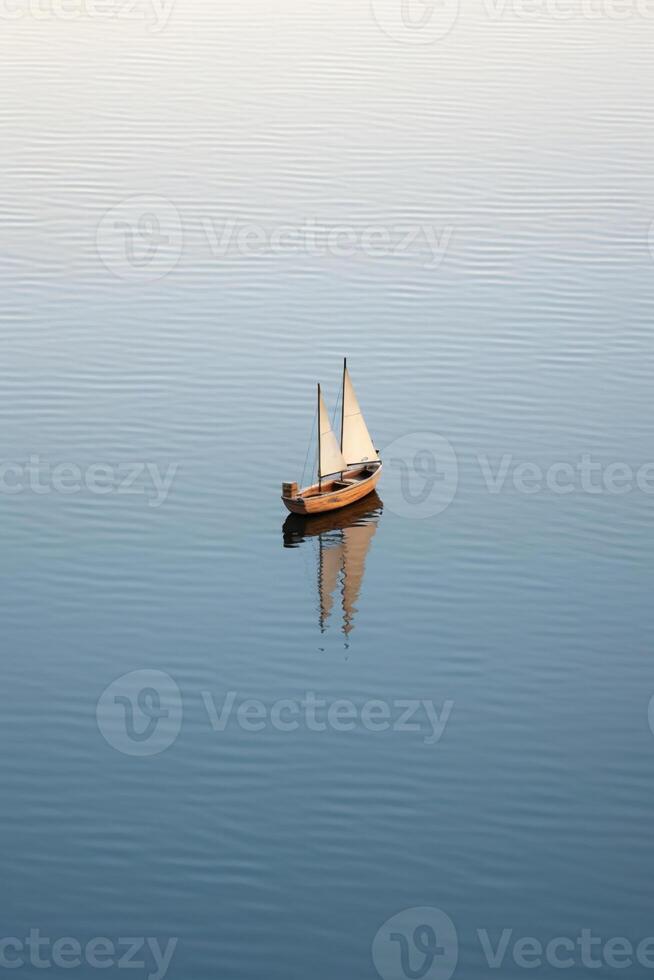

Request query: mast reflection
[{"left": 283, "top": 492, "right": 383, "bottom": 641}]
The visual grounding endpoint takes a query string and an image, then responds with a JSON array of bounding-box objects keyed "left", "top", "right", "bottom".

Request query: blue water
[{"left": 2, "top": 3, "right": 654, "bottom": 978}]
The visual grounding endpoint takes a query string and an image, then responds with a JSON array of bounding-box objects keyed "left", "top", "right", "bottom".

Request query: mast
[
  {"left": 340, "top": 357, "right": 346, "bottom": 479},
  {"left": 340, "top": 358, "right": 346, "bottom": 451},
  {"left": 317, "top": 382, "right": 321, "bottom": 490}
]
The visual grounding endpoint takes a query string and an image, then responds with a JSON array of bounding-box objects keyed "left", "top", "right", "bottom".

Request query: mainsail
[
  {"left": 341, "top": 366, "right": 379, "bottom": 467},
  {"left": 319, "top": 388, "right": 346, "bottom": 478}
]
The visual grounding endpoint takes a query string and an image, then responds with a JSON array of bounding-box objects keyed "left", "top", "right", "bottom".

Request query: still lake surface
[{"left": 2, "top": 2, "right": 654, "bottom": 977}]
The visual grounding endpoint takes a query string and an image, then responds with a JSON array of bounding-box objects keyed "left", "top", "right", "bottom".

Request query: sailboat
[
  {"left": 283, "top": 492, "right": 383, "bottom": 638},
  {"left": 281, "top": 359, "right": 382, "bottom": 514}
]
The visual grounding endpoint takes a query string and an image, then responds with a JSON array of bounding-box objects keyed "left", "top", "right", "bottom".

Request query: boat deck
[{"left": 282, "top": 463, "right": 382, "bottom": 515}]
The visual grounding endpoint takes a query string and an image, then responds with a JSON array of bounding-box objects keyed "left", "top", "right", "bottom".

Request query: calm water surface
[{"left": 1, "top": 2, "right": 654, "bottom": 978}]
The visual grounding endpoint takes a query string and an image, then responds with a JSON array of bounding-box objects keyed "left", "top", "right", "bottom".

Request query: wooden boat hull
[
  {"left": 282, "top": 463, "right": 382, "bottom": 515},
  {"left": 283, "top": 491, "right": 383, "bottom": 545}
]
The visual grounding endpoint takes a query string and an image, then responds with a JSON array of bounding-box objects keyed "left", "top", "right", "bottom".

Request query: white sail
[
  {"left": 342, "top": 368, "right": 379, "bottom": 467},
  {"left": 319, "top": 390, "right": 346, "bottom": 477}
]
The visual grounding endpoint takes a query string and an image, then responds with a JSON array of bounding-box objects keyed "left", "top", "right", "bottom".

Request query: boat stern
[{"left": 281, "top": 481, "right": 306, "bottom": 514}]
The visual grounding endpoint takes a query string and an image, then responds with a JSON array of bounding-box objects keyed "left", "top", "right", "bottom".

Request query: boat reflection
[{"left": 283, "top": 492, "right": 383, "bottom": 642}]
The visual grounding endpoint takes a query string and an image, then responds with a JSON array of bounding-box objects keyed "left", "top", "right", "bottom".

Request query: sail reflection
[{"left": 283, "top": 492, "right": 383, "bottom": 640}]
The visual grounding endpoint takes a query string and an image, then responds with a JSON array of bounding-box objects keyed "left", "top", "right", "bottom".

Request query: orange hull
[{"left": 282, "top": 464, "right": 382, "bottom": 515}]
